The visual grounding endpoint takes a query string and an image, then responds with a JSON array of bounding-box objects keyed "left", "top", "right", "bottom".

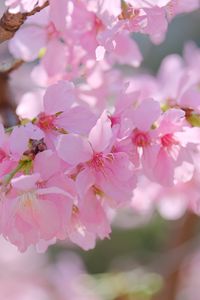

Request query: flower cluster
[
  {"left": 7, "top": 0, "right": 200, "bottom": 83},
  {"left": 1, "top": 0, "right": 200, "bottom": 252},
  {"left": 1, "top": 60, "right": 200, "bottom": 251}
]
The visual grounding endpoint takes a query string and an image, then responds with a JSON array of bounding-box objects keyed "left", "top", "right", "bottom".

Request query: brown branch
[
  {"left": 152, "top": 212, "right": 199, "bottom": 300},
  {"left": 0, "top": 1, "right": 49, "bottom": 44},
  {"left": 0, "top": 58, "right": 24, "bottom": 75},
  {"left": 0, "top": 57, "right": 26, "bottom": 126},
  {"left": 0, "top": 72, "right": 19, "bottom": 127}
]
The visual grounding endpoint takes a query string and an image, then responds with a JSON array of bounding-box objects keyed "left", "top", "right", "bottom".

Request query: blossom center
[
  {"left": 109, "top": 115, "right": 120, "bottom": 127},
  {"left": 0, "top": 149, "right": 7, "bottom": 163},
  {"left": 161, "top": 133, "right": 178, "bottom": 148},
  {"left": 89, "top": 152, "right": 104, "bottom": 171},
  {"left": 94, "top": 16, "right": 104, "bottom": 33},
  {"left": 46, "top": 22, "right": 59, "bottom": 39},
  {"left": 132, "top": 130, "right": 150, "bottom": 147},
  {"left": 37, "top": 113, "right": 56, "bottom": 130},
  {"left": 20, "top": 191, "right": 37, "bottom": 209}
]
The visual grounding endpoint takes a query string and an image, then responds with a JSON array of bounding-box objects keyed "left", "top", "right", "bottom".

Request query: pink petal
[
  {"left": 142, "top": 144, "right": 160, "bottom": 174},
  {"left": 56, "top": 106, "right": 97, "bottom": 135},
  {"left": 154, "top": 149, "right": 174, "bottom": 186},
  {"left": 49, "top": 0, "right": 68, "bottom": 31},
  {"left": 133, "top": 98, "right": 161, "bottom": 131},
  {"left": 112, "top": 31, "right": 143, "bottom": 67},
  {"left": 98, "top": 174, "right": 133, "bottom": 207},
  {"left": 175, "top": 127, "right": 200, "bottom": 146},
  {"left": 96, "top": 45, "right": 106, "bottom": 61},
  {"left": 24, "top": 123, "right": 44, "bottom": 140},
  {"left": 69, "top": 226, "right": 96, "bottom": 251},
  {"left": 34, "top": 150, "right": 61, "bottom": 181},
  {"left": 110, "top": 153, "right": 135, "bottom": 181},
  {"left": 9, "top": 124, "right": 44, "bottom": 159},
  {"left": 179, "top": 85, "right": 200, "bottom": 111},
  {"left": 158, "top": 109, "right": 185, "bottom": 134},
  {"left": 9, "top": 126, "right": 29, "bottom": 158},
  {"left": 79, "top": 191, "right": 111, "bottom": 240},
  {"left": 76, "top": 168, "right": 95, "bottom": 197},
  {"left": 44, "top": 80, "right": 75, "bottom": 115},
  {"left": 9, "top": 26, "right": 46, "bottom": 61},
  {"left": 174, "top": 161, "right": 194, "bottom": 183},
  {"left": 11, "top": 173, "right": 40, "bottom": 191},
  {"left": 42, "top": 39, "right": 67, "bottom": 78},
  {"left": 32, "top": 198, "right": 61, "bottom": 240},
  {"left": 88, "top": 111, "right": 112, "bottom": 152},
  {"left": 56, "top": 134, "right": 92, "bottom": 165}
]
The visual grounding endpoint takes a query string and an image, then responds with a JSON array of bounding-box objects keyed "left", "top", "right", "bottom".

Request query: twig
[
  {"left": 0, "top": 58, "right": 24, "bottom": 75},
  {"left": 0, "top": 56, "right": 25, "bottom": 126},
  {"left": 0, "top": 72, "right": 19, "bottom": 127},
  {"left": 0, "top": 1, "right": 49, "bottom": 44}
]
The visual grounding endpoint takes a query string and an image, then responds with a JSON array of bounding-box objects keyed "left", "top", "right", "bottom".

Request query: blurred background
[{"left": 0, "top": 4, "right": 200, "bottom": 300}]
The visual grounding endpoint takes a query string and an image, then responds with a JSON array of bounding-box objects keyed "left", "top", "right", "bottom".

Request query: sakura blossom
[{"left": 0, "top": 0, "right": 199, "bottom": 261}]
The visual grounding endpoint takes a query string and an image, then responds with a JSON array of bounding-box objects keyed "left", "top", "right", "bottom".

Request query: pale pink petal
[
  {"left": 9, "top": 126, "right": 29, "bottom": 157},
  {"left": 36, "top": 238, "right": 56, "bottom": 253},
  {"left": 69, "top": 226, "right": 96, "bottom": 251},
  {"left": 37, "top": 186, "right": 74, "bottom": 200},
  {"left": 42, "top": 39, "right": 67, "bottom": 79},
  {"left": 9, "top": 26, "right": 46, "bottom": 61},
  {"left": 24, "top": 123, "right": 44, "bottom": 140},
  {"left": 44, "top": 80, "right": 75, "bottom": 115},
  {"left": 9, "top": 124, "right": 44, "bottom": 158},
  {"left": 179, "top": 85, "right": 200, "bottom": 112},
  {"left": 34, "top": 150, "right": 61, "bottom": 181},
  {"left": 98, "top": 0, "right": 121, "bottom": 20},
  {"left": 56, "top": 106, "right": 97, "bottom": 135},
  {"left": 143, "top": 7, "right": 168, "bottom": 44},
  {"left": 79, "top": 191, "right": 111, "bottom": 240},
  {"left": 16, "top": 91, "right": 44, "bottom": 119},
  {"left": 133, "top": 99, "right": 161, "bottom": 131},
  {"left": 32, "top": 198, "right": 61, "bottom": 240},
  {"left": 88, "top": 111, "right": 112, "bottom": 152},
  {"left": 175, "top": 127, "right": 200, "bottom": 146},
  {"left": 142, "top": 144, "right": 160, "bottom": 174},
  {"left": 174, "top": 161, "right": 194, "bottom": 183},
  {"left": 158, "top": 109, "right": 185, "bottom": 134},
  {"left": 11, "top": 174, "right": 40, "bottom": 191},
  {"left": 49, "top": 0, "right": 68, "bottom": 31},
  {"left": 98, "top": 174, "right": 134, "bottom": 207},
  {"left": 76, "top": 168, "right": 95, "bottom": 197},
  {"left": 96, "top": 45, "right": 106, "bottom": 61},
  {"left": 56, "top": 134, "right": 92, "bottom": 165},
  {"left": 110, "top": 153, "right": 135, "bottom": 181},
  {"left": 154, "top": 149, "right": 174, "bottom": 186},
  {"left": 112, "top": 31, "right": 142, "bottom": 67}
]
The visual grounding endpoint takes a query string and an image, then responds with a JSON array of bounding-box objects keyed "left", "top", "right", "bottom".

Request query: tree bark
[{"left": 0, "top": 1, "right": 49, "bottom": 44}]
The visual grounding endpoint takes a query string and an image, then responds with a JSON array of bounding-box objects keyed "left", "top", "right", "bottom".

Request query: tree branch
[
  {"left": 0, "top": 58, "right": 24, "bottom": 75},
  {"left": 0, "top": 72, "right": 19, "bottom": 127},
  {"left": 0, "top": 1, "right": 49, "bottom": 44},
  {"left": 152, "top": 212, "right": 199, "bottom": 300}
]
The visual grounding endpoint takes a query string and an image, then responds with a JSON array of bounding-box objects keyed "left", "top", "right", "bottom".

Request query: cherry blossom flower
[{"left": 0, "top": 150, "right": 74, "bottom": 252}]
